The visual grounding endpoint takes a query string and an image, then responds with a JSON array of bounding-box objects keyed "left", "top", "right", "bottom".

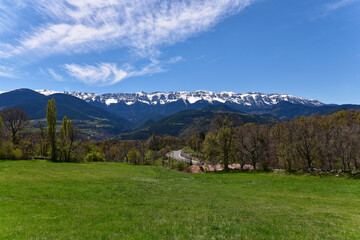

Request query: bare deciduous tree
[
  {"left": 1, "top": 108, "right": 29, "bottom": 144},
  {"left": 292, "top": 117, "right": 320, "bottom": 170}
]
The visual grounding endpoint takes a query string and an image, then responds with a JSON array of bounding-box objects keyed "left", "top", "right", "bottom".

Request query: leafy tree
[
  {"left": 202, "top": 132, "right": 219, "bottom": 167},
  {"left": 128, "top": 147, "right": 140, "bottom": 164},
  {"left": 120, "top": 140, "right": 130, "bottom": 163},
  {"left": 59, "top": 116, "right": 83, "bottom": 162},
  {"left": 216, "top": 118, "right": 236, "bottom": 171},
  {"left": 109, "top": 145, "right": 120, "bottom": 162},
  {"left": 160, "top": 146, "right": 170, "bottom": 166},
  {"left": 150, "top": 150, "right": 160, "bottom": 165},
  {"left": 203, "top": 117, "right": 236, "bottom": 171},
  {"left": 101, "top": 141, "right": 107, "bottom": 155},
  {"left": 0, "top": 116, "right": 3, "bottom": 158},
  {"left": 137, "top": 141, "right": 147, "bottom": 165},
  {"left": 148, "top": 131, "right": 162, "bottom": 151},
  {"left": 237, "top": 123, "right": 272, "bottom": 170},
  {"left": 0, "top": 116, "right": 3, "bottom": 142},
  {"left": 47, "top": 98, "right": 57, "bottom": 161},
  {"left": 271, "top": 122, "right": 297, "bottom": 171},
  {"left": 59, "top": 116, "right": 68, "bottom": 161},
  {"left": 37, "top": 123, "right": 48, "bottom": 157}
]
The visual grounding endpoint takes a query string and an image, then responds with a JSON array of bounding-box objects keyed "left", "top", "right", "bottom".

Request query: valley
[{"left": 0, "top": 1, "right": 358, "bottom": 239}]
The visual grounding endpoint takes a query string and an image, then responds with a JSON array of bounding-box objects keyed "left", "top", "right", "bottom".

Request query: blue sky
[{"left": 0, "top": 0, "right": 359, "bottom": 104}]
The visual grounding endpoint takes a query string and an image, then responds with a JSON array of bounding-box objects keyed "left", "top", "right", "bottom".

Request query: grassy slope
[{"left": 0, "top": 161, "right": 359, "bottom": 239}]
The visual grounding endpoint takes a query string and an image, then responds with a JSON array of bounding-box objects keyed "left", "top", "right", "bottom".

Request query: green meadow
[{"left": 0, "top": 161, "right": 359, "bottom": 239}]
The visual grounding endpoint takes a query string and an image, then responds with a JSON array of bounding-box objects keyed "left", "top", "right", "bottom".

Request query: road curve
[{"left": 167, "top": 150, "right": 201, "bottom": 166}]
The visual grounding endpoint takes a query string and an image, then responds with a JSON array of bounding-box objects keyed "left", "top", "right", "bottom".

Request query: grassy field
[{"left": 0, "top": 161, "right": 359, "bottom": 239}]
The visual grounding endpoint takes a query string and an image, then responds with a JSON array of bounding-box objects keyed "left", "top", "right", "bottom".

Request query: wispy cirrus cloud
[
  {"left": 39, "top": 68, "right": 64, "bottom": 81},
  {"left": 63, "top": 57, "right": 182, "bottom": 86},
  {"left": 48, "top": 68, "right": 64, "bottom": 81},
  {"left": 0, "top": 0, "right": 253, "bottom": 85},
  {"left": 0, "top": 0, "right": 25, "bottom": 34},
  {"left": 0, "top": 65, "right": 15, "bottom": 78},
  {"left": 64, "top": 63, "right": 128, "bottom": 86},
  {"left": 1, "top": 0, "right": 252, "bottom": 58},
  {"left": 324, "top": 0, "right": 356, "bottom": 13}
]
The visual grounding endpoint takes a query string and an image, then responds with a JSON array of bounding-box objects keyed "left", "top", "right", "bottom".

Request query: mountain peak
[{"left": 33, "top": 89, "right": 324, "bottom": 107}]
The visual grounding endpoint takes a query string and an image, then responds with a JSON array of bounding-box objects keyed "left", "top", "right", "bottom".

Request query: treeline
[
  {"left": 197, "top": 110, "right": 360, "bottom": 172},
  {"left": 0, "top": 99, "right": 185, "bottom": 166},
  {"left": 1, "top": 98, "right": 360, "bottom": 173}
]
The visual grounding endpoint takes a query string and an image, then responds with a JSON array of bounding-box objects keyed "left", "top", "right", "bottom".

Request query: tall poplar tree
[
  {"left": 0, "top": 116, "right": 3, "bottom": 143},
  {"left": 47, "top": 98, "right": 57, "bottom": 161}
]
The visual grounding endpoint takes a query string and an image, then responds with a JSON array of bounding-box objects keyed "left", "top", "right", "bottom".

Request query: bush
[
  {"left": 2, "top": 141, "right": 13, "bottom": 157},
  {"left": 85, "top": 151, "right": 106, "bottom": 162},
  {"left": 176, "top": 161, "right": 188, "bottom": 171},
  {"left": 12, "top": 149, "right": 23, "bottom": 159},
  {"left": 0, "top": 141, "right": 23, "bottom": 159}
]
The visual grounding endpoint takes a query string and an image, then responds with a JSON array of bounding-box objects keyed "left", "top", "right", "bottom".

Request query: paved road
[{"left": 167, "top": 150, "right": 201, "bottom": 166}]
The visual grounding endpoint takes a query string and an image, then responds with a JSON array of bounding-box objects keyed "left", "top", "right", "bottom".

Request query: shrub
[
  {"left": 12, "top": 149, "right": 23, "bottom": 159},
  {"left": 0, "top": 141, "right": 14, "bottom": 159},
  {"left": 85, "top": 151, "right": 106, "bottom": 162},
  {"left": 176, "top": 161, "right": 188, "bottom": 171}
]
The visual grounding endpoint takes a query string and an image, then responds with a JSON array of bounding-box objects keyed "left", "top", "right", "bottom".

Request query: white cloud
[
  {"left": 0, "top": 1, "right": 21, "bottom": 34},
  {"left": 40, "top": 68, "right": 64, "bottom": 81},
  {"left": 1, "top": 0, "right": 253, "bottom": 58},
  {"left": 0, "top": 0, "right": 253, "bottom": 85},
  {"left": 48, "top": 69, "right": 64, "bottom": 81},
  {"left": 131, "top": 59, "right": 166, "bottom": 78},
  {"left": 324, "top": 0, "right": 356, "bottom": 13},
  {"left": 64, "top": 63, "right": 128, "bottom": 85},
  {"left": 168, "top": 56, "right": 184, "bottom": 64},
  {"left": 63, "top": 57, "right": 180, "bottom": 86},
  {"left": 0, "top": 65, "right": 14, "bottom": 78},
  {"left": 0, "top": 71, "right": 13, "bottom": 78}
]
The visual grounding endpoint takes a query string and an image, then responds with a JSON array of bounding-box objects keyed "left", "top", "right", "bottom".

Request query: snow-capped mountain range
[{"left": 35, "top": 89, "right": 323, "bottom": 107}]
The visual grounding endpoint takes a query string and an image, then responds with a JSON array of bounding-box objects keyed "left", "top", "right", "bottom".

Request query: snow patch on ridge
[
  {"left": 105, "top": 98, "right": 118, "bottom": 106},
  {"left": 36, "top": 89, "right": 62, "bottom": 95},
  {"left": 34, "top": 89, "right": 324, "bottom": 107}
]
